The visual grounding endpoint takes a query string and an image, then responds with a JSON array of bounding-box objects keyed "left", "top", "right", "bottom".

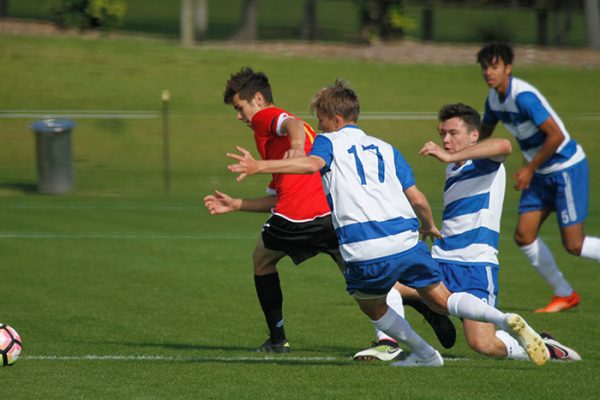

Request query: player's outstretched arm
[
  {"left": 227, "top": 146, "right": 325, "bottom": 181},
  {"left": 203, "top": 190, "right": 276, "bottom": 214},
  {"left": 421, "top": 138, "right": 512, "bottom": 164},
  {"left": 404, "top": 185, "right": 442, "bottom": 242},
  {"left": 203, "top": 190, "right": 242, "bottom": 215}
]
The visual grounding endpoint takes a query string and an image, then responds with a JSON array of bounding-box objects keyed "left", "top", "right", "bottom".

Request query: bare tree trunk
[
  {"left": 181, "top": 0, "right": 195, "bottom": 46},
  {"left": 0, "top": 0, "right": 9, "bottom": 18},
  {"left": 194, "top": 0, "right": 208, "bottom": 41},
  {"left": 232, "top": 0, "right": 259, "bottom": 41},
  {"left": 422, "top": 0, "right": 434, "bottom": 42},
  {"left": 300, "top": 0, "right": 318, "bottom": 41},
  {"left": 584, "top": 0, "right": 600, "bottom": 48},
  {"left": 181, "top": 0, "right": 209, "bottom": 46}
]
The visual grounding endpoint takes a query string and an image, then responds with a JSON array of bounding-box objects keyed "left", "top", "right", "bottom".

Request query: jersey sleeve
[
  {"left": 274, "top": 113, "right": 292, "bottom": 136},
  {"left": 393, "top": 147, "right": 415, "bottom": 189},
  {"left": 482, "top": 97, "right": 499, "bottom": 126},
  {"left": 308, "top": 135, "right": 334, "bottom": 170},
  {"left": 515, "top": 92, "right": 551, "bottom": 127}
]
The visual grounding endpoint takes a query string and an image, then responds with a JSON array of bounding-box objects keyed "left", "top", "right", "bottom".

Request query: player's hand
[
  {"left": 203, "top": 190, "right": 240, "bottom": 215},
  {"left": 227, "top": 146, "right": 259, "bottom": 182},
  {"left": 419, "top": 225, "right": 443, "bottom": 242},
  {"left": 283, "top": 147, "right": 306, "bottom": 159},
  {"left": 419, "top": 141, "right": 452, "bottom": 163},
  {"left": 512, "top": 165, "right": 534, "bottom": 191}
]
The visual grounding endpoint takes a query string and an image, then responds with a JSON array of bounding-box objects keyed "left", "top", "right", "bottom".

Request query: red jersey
[{"left": 251, "top": 107, "right": 330, "bottom": 221}]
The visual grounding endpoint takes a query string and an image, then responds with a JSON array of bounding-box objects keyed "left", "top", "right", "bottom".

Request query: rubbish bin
[{"left": 31, "top": 119, "right": 75, "bottom": 194}]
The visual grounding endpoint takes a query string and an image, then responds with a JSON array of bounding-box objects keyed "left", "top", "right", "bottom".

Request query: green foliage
[{"left": 49, "top": 0, "right": 127, "bottom": 30}]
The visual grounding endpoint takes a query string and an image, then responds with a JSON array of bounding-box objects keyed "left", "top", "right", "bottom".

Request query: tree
[
  {"left": 232, "top": 0, "right": 259, "bottom": 41},
  {"left": 300, "top": 0, "right": 318, "bottom": 41},
  {"left": 358, "top": 0, "right": 409, "bottom": 43},
  {"left": 584, "top": 0, "right": 600, "bottom": 48},
  {"left": 0, "top": 0, "right": 9, "bottom": 18},
  {"left": 180, "top": 0, "right": 208, "bottom": 46}
]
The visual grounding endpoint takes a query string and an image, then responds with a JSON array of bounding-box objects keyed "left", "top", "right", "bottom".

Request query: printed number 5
[{"left": 347, "top": 144, "right": 385, "bottom": 185}]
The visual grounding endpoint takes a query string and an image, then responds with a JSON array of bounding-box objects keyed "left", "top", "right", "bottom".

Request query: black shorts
[{"left": 261, "top": 214, "right": 340, "bottom": 265}]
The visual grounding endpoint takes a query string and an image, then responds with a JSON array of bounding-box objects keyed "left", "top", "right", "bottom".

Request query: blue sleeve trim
[
  {"left": 393, "top": 147, "right": 415, "bottom": 189},
  {"left": 515, "top": 92, "right": 551, "bottom": 127},
  {"left": 309, "top": 135, "right": 334, "bottom": 170}
]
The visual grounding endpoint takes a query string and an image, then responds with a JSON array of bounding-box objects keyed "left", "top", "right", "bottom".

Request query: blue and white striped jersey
[
  {"left": 483, "top": 76, "right": 585, "bottom": 175},
  {"left": 309, "top": 125, "right": 420, "bottom": 264},
  {"left": 432, "top": 159, "right": 506, "bottom": 267}
]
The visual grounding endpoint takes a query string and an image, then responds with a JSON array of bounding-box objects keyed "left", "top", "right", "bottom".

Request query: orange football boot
[{"left": 535, "top": 291, "right": 580, "bottom": 313}]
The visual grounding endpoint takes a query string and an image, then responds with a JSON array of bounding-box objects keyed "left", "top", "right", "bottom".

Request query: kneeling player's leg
[
  {"left": 355, "top": 294, "right": 440, "bottom": 365},
  {"left": 253, "top": 236, "right": 287, "bottom": 347},
  {"left": 463, "top": 319, "right": 527, "bottom": 359}
]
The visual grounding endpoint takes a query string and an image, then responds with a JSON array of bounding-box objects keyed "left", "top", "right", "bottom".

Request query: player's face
[
  {"left": 481, "top": 57, "right": 512, "bottom": 93},
  {"left": 232, "top": 93, "right": 262, "bottom": 127},
  {"left": 316, "top": 110, "right": 337, "bottom": 133},
  {"left": 438, "top": 117, "right": 478, "bottom": 153}
]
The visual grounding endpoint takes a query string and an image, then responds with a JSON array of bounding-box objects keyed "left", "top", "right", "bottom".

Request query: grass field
[{"left": 1, "top": 35, "right": 600, "bottom": 399}]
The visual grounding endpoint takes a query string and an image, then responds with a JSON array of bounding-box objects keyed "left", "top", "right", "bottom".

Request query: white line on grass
[
  {"left": 0, "top": 232, "right": 256, "bottom": 240},
  {"left": 22, "top": 354, "right": 339, "bottom": 362},
  {"left": 22, "top": 354, "right": 470, "bottom": 362},
  {"left": 0, "top": 232, "right": 564, "bottom": 241},
  {"left": 3, "top": 110, "right": 600, "bottom": 121}
]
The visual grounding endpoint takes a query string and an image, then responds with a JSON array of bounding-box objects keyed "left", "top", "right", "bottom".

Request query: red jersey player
[{"left": 204, "top": 68, "right": 342, "bottom": 352}]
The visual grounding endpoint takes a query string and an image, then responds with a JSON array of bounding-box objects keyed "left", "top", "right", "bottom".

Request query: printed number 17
[{"left": 347, "top": 144, "right": 385, "bottom": 185}]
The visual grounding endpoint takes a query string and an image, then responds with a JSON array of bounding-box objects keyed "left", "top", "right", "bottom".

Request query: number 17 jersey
[{"left": 309, "top": 125, "right": 420, "bottom": 263}]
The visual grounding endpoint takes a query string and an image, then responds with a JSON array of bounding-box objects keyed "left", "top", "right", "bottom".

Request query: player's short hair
[
  {"left": 223, "top": 67, "right": 274, "bottom": 105},
  {"left": 476, "top": 43, "right": 514, "bottom": 67},
  {"left": 438, "top": 103, "right": 481, "bottom": 132},
  {"left": 309, "top": 79, "right": 360, "bottom": 122}
]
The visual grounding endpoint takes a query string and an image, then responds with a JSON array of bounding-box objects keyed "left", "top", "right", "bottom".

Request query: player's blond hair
[{"left": 309, "top": 79, "right": 360, "bottom": 122}]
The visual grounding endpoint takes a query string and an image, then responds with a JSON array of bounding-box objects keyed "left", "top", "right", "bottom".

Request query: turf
[{"left": 1, "top": 35, "right": 600, "bottom": 399}]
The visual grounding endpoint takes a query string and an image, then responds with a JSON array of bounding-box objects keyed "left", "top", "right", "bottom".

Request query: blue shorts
[
  {"left": 519, "top": 159, "right": 589, "bottom": 227},
  {"left": 439, "top": 262, "right": 499, "bottom": 307},
  {"left": 344, "top": 241, "right": 441, "bottom": 296}
]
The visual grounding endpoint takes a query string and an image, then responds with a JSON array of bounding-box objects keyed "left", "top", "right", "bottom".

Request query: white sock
[
  {"left": 376, "top": 288, "right": 405, "bottom": 342},
  {"left": 520, "top": 238, "right": 573, "bottom": 297},
  {"left": 372, "top": 307, "right": 435, "bottom": 359},
  {"left": 581, "top": 236, "right": 600, "bottom": 262},
  {"left": 447, "top": 292, "right": 508, "bottom": 331},
  {"left": 495, "top": 330, "right": 529, "bottom": 360}
]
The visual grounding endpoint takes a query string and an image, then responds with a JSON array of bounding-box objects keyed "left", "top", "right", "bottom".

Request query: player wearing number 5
[
  {"left": 477, "top": 43, "right": 600, "bottom": 313},
  {"left": 227, "top": 79, "right": 549, "bottom": 367}
]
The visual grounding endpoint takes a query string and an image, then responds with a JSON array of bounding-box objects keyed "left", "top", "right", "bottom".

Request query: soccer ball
[{"left": 0, "top": 324, "right": 22, "bottom": 366}]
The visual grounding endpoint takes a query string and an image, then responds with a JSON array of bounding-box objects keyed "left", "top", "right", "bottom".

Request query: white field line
[
  {"left": 22, "top": 354, "right": 470, "bottom": 362},
  {"left": 2, "top": 110, "right": 600, "bottom": 121},
  {"left": 0, "top": 232, "right": 562, "bottom": 241},
  {"left": 0, "top": 232, "right": 255, "bottom": 240},
  {"left": 22, "top": 354, "right": 339, "bottom": 362}
]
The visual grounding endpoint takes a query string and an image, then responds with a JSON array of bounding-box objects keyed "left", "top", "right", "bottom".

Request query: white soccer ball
[{"left": 0, "top": 324, "right": 22, "bottom": 366}]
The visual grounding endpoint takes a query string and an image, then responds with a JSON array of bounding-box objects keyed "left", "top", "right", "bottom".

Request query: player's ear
[
  {"left": 471, "top": 129, "right": 480, "bottom": 143},
  {"left": 253, "top": 92, "right": 265, "bottom": 108}
]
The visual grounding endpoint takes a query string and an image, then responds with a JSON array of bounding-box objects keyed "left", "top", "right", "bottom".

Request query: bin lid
[{"left": 31, "top": 119, "right": 75, "bottom": 133}]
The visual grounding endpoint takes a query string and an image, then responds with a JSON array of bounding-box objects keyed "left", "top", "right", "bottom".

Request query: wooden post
[{"left": 162, "top": 90, "right": 171, "bottom": 194}]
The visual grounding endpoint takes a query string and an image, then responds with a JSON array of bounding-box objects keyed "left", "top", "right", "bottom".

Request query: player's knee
[
  {"left": 514, "top": 231, "right": 535, "bottom": 247},
  {"left": 564, "top": 241, "right": 583, "bottom": 256}
]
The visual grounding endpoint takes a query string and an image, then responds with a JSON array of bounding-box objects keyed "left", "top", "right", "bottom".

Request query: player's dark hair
[
  {"left": 476, "top": 43, "right": 514, "bottom": 67},
  {"left": 223, "top": 67, "right": 274, "bottom": 105},
  {"left": 310, "top": 79, "right": 360, "bottom": 122},
  {"left": 438, "top": 103, "right": 481, "bottom": 132}
]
